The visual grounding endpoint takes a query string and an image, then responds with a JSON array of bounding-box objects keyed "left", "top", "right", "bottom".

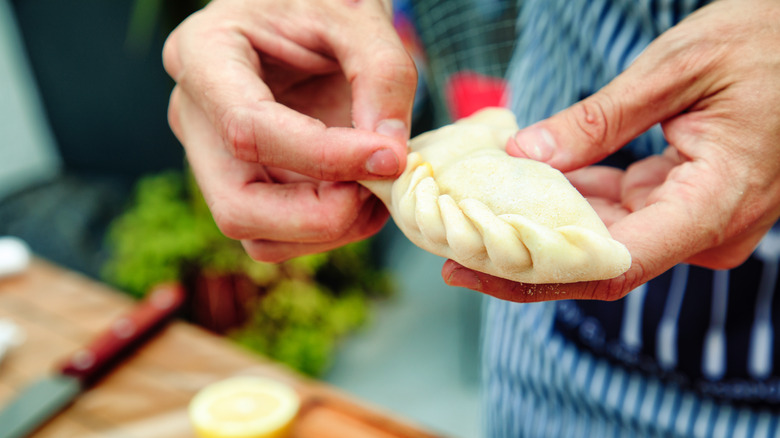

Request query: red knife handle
[{"left": 58, "top": 283, "right": 186, "bottom": 387}]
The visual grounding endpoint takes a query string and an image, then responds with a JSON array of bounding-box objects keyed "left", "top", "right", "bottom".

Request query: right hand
[
  {"left": 445, "top": 0, "right": 780, "bottom": 303},
  {"left": 163, "top": 0, "right": 417, "bottom": 262}
]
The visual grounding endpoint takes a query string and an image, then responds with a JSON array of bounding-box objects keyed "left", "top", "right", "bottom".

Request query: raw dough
[{"left": 361, "top": 107, "right": 631, "bottom": 284}]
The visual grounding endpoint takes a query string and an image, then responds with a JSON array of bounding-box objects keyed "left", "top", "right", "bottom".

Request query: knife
[{"left": 0, "top": 282, "right": 186, "bottom": 438}]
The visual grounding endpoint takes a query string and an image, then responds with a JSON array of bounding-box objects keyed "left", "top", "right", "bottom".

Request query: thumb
[{"left": 506, "top": 35, "right": 715, "bottom": 172}]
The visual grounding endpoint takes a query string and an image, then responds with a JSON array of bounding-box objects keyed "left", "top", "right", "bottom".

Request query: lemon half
[{"left": 189, "top": 376, "right": 300, "bottom": 438}]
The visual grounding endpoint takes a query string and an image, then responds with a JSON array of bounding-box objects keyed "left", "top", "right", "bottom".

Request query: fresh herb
[{"left": 103, "top": 170, "right": 393, "bottom": 376}]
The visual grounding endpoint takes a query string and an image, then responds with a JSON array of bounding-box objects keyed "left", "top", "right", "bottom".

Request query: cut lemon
[{"left": 189, "top": 376, "right": 300, "bottom": 438}]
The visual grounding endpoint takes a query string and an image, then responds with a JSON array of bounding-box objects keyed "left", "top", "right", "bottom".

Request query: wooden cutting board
[{"left": 0, "top": 259, "right": 445, "bottom": 438}]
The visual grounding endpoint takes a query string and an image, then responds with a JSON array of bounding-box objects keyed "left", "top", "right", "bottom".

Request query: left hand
[
  {"left": 444, "top": 0, "right": 780, "bottom": 302},
  {"left": 163, "top": 0, "right": 415, "bottom": 262}
]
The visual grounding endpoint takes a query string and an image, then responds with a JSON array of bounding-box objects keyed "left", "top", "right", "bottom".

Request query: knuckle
[
  {"left": 574, "top": 95, "right": 620, "bottom": 148},
  {"left": 282, "top": 209, "right": 344, "bottom": 243},
  {"left": 161, "top": 35, "right": 179, "bottom": 78},
  {"left": 386, "top": 49, "right": 418, "bottom": 86},
  {"left": 167, "top": 88, "right": 183, "bottom": 140},
  {"left": 600, "top": 278, "right": 631, "bottom": 302},
  {"left": 312, "top": 211, "right": 353, "bottom": 242},
  {"left": 705, "top": 257, "right": 742, "bottom": 271},
  {"left": 356, "top": 203, "right": 390, "bottom": 238},
  {"left": 341, "top": 199, "right": 387, "bottom": 241},
  {"left": 244, "top": 244, "right": 292, "bottom": 264},
  {"left": 386, "top": 54, "right": 418, "bottom": 91},
  {"left": 317, "top": 201, "right": 367, "bottom": 242},
  {"left": 695, "top": 249, "right": 752, "bottom": 271},
  {"left": 220, "top": 107, "right": 259, "bottom": 162},
  {"left": 315, "top": 151, "right": 343, "bottom": 181},
  {"left": 161, "top": 10, "right": 202, "bottom": 80},
  {"left": 299, "top": 184, "right": 362, "bottom": 241},
  {"left": 593, "top": 263, "right": 646, "bottom": 302},
  {"left": 209, "top": 200, "right": 247, "bottom": 240},
  {"left": 352, "top": 40, "right": 418, "bottom": 92}
]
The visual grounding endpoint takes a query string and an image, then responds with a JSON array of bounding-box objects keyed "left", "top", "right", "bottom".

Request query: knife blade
[{"left": 0, "top": 282, "right": 186, "bottom": 438}]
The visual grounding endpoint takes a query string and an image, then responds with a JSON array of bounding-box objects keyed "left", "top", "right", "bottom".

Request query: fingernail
[
  {"left": 366, "top": 148, "right": 400, "bottom": 176},
  {"left": 510, "top": 125, "right": 556, "bottom": 161},
  {"left": 446, "top": 267, "right": 481, "bottom": 291},
  {"left": 375, "top": 119, "right": 408, "bottom": 143}
]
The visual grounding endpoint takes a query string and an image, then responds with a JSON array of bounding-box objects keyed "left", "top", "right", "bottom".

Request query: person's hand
[
  {"left": 163, "top": 0, "right": 416, "bottom": 262},
  {"left": 444, "top": 0, "right": 780, "bottom": 302}
]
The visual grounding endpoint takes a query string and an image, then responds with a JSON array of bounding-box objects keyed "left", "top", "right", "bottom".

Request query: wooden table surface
[{"left": 0, "top": 259, "right": 444, "bottom": 438}]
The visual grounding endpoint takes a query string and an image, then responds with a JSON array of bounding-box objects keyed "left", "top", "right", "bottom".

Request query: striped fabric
[
  {"left": 406, "top": 0, "right": 780, "bottom": 435},
  {"left": 505, "top": 0, "right": 709, "bottom": 158},
  {"left": 479, "top": 0, "right": 780, "bottom": 436},
  {"left": 483, "top": 301, "right": 780, "bottom": 437}
]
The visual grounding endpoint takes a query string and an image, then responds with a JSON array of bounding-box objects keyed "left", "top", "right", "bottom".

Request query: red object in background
[{"left": 444, "top": 71, "right": 509, "bottom": 120}]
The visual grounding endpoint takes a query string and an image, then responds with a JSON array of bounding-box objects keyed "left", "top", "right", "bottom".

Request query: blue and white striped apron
[{"left": 482, "top": 0, "right": 780, "bottom": 436}]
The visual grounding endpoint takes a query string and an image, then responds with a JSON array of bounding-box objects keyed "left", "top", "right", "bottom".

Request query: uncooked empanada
[{"left": 361, "top": 107, "right": 631, "bottom": 284}]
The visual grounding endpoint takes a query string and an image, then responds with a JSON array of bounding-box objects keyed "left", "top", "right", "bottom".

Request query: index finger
[{"left": 163, "top": 8, "right": 409, "bottom": 182}]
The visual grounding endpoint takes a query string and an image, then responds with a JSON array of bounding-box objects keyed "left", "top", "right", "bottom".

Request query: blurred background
[{"left": 0, "top": 0, "right": 519, "bottom": 436}]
